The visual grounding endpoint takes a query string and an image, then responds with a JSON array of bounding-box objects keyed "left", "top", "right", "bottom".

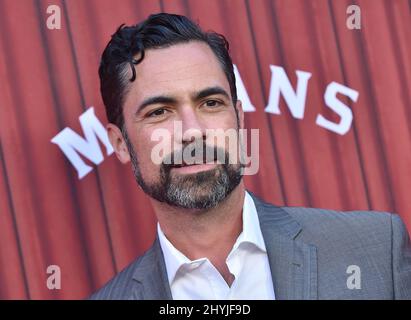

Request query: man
[{"left": 90, "top": 13, "right": 411, "bottom": 299}]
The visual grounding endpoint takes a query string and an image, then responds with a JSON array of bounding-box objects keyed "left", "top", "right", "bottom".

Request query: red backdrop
[{"left": 0, "top": 0, "right": 410, "bottom": 299}]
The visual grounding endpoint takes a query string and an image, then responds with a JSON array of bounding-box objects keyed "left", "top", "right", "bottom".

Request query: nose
[{"left": 179, "top": 106, "right": 205, "bottom": 143}]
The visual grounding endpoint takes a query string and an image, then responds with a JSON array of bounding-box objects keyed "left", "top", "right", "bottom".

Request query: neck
[{"left": 151, "top": 182, "right": 245, "bottom": 263}]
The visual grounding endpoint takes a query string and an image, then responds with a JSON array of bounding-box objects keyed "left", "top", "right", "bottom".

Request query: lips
[
  {"left": 170, "top": 159, "right": 218, "bottom": 168},
  {"left": 163, "top": 143, "right": 226, "bottom": 169}
]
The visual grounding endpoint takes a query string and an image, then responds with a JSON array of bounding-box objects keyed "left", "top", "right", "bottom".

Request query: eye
[
  {"left": 203, "top": 99, "right": 222, "bottom": 108},
  {"left": 147, "top": 108, "right": 168, "bottom": 118}
]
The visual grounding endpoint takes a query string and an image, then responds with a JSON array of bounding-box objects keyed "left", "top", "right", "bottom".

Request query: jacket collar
[
  {"left": 131, "top": 238, "right": 173, "bottom": 300},
  {"left": 250, "top": 192, "right": 318, "bottom": 300}
]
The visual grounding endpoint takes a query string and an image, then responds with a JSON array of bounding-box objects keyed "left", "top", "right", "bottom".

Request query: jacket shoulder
[
  {"left": 88, "top": 245, "right": 156, "bottom": 300},
  {"left": 280, "top": 205, "right": 395, "bottom": 246},
  {"left": 282, "top": 205, "right": 393, "bottom": 226}
]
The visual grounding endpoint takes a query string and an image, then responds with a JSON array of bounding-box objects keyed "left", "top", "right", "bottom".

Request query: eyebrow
[
  {"left": 192, "top": 86, "right": 230, "bottom": 101},
  {"left": 135, "top": 86, "right": 231, "bottom": 114},
  {"left": 136, "top": 96, "right": 178, "bottom": 114}
]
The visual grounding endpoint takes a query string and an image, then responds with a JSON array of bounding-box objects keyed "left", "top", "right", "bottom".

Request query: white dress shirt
[{"left": 157, "top": 191, "right": 276, "bottom": 300}]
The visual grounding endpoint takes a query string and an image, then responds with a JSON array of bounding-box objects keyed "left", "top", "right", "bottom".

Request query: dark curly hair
[{"left": 99, "top": 13, "right": 237, "bottom": 129}]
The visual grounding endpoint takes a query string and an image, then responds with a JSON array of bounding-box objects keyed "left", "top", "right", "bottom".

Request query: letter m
[{"left": 51, "top": 107, "right": 114, "bottom": 179}]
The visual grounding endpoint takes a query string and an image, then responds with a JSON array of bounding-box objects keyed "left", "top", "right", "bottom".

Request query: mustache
[{"left": 161, "top": 141, "right": 229, "bottom": 168}]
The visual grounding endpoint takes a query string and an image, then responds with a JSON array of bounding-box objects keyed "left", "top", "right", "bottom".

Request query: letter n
[{"left": 264, "top": 65, "right": 312, "bottom": 119}]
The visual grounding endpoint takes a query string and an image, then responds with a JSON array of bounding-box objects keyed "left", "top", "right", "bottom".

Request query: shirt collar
[
  {"left": 157, "top": 191, "right": 266, "bottom": 284},
  {"left": 235, "top": 191, "right": 267, "bottom": 253},
  {"left": 157, "top": 223, "right": 195, "bottom": 284}
]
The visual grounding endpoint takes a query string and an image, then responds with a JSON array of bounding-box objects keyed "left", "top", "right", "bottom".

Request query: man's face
[{"left": 108, "top": 41, "right": 244, "bottom": 209}]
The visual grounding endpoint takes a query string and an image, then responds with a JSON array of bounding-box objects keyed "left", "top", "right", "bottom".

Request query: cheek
[
  {"left": 132, "top": 126, "right": 176, "bottom": 174},
  {"left": 207, "top": 109, "right": 238, "bottom": 130},
  {"left": 204, "top": 114, "right": 240, "bottom": 156},
  {"left": 131, "top": 130, "right": 164, "bottom": 175}
]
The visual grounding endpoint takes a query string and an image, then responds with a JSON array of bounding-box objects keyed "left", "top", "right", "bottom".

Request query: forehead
[{"left": 123, "top": 41, "right": 230, "bottom": 108}]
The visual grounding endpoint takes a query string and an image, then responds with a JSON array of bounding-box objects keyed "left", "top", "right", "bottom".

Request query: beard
[{"left": 122, "top": 129, "right": 243, "bottom": 210}]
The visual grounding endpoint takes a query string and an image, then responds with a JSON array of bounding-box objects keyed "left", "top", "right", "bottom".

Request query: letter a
[
  {"left": 346, "top": 5, "right": 361, "bottom": 30},
  {"left": 346, "top": 265, "right": 361, "bottom": 289},
  {"left": 46, "top": 265, "right": 61, "bottom": 290},
  {"left": 47, "top": 5, "right": 61, "bottom": 30}
]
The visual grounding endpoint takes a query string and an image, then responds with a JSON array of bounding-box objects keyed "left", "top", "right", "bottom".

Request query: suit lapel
[
  {"left": 132, "top": 238, "right": 173, "bottom": 300},
  {"left": 251, "top": 193, "right": 318, "bottom": 300}
]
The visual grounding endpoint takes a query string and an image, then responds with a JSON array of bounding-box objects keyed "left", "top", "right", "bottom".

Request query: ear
[
  {"left": 107, "top": 123, "right": 131, "bottom": 164},
  {"left": 236, "top": 99, "right": 245, "bottom": 129}
]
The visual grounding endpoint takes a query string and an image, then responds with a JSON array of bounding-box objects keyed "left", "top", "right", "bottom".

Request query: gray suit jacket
[{"left": 90, "top": 193, "right": 411, "bottom": 299}]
